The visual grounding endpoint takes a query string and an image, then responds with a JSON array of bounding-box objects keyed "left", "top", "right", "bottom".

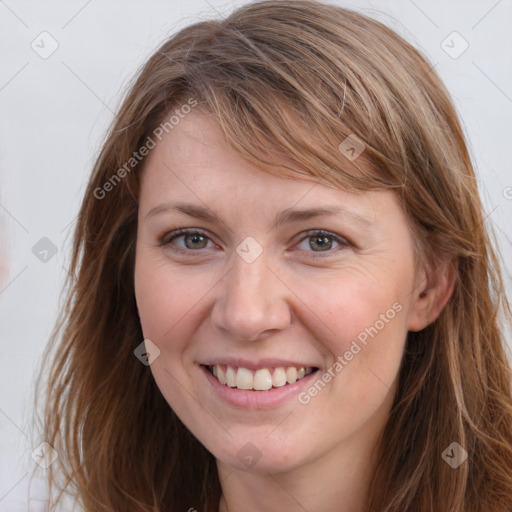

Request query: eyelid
[
  {"left": 289, "top": 230, "right": 352, "bottom": 259},
  {"left": 159, "top": 228, "right": 217, "bottom": 250},
  {"left": 294, "top": 229, "right": 350, "bottom": 254}
]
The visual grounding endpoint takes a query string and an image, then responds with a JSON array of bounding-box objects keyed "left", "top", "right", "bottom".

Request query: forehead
[{"left": 138, "top": 111, "right": 402, "bottom": 229}]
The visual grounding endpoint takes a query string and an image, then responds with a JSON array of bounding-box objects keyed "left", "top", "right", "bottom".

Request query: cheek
[
  {"left": 134, "top": 254, "right": 199, "bottom": 353},
  {"left": 294, "top": 264, "right": 410, "bottom": 356},
  {"left": 289, "top": 263, "right": 410, "bottom": 413},
  {"left": 134, "top": 254, "right": 207, "bottom": 417}
]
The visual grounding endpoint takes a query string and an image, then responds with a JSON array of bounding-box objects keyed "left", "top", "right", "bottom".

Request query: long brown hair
[{"left": 35, "top": 1, "right": 512, "bottom": 510}]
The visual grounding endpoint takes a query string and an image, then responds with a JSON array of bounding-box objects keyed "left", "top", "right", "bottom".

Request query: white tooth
[
  {"left": 272, "top": 367, "right": 287, "bottom": 387},
  {"left": 297, "top": 367, "right": 305, "bottom": 379},
  {"left": 226, "top": 366, "right": 237, "bottom": 387},
  {"left": 286, "top": 366, "right": 297, "bottom": 384},
  {"left": 217, "top": 365, "right": 226, "bottom": 385},
  {"left": 305, "top": 367, "right": 313, "bottom": 376},
  {"left": 236, "top": 367, "right": 254, "bottom": 390},
  {"left": 212, "top": 365, "right": 218, "bottom": 377},
  {"left": 254, "top": 368, "right": 273, "bottom": 390}
]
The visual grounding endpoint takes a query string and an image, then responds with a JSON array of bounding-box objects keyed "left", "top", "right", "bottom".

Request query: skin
[{"left": 134, "top": 110, "right": 454, "bottom": 511}]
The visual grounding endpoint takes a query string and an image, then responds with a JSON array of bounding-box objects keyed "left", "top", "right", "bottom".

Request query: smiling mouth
[{"left": 204, "top": 364, "right": 318, "bottom": 391}]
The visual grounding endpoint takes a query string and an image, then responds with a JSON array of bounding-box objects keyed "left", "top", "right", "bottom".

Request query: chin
[{"left": 208, "top": 430, "right": 310, "bottom": 474}]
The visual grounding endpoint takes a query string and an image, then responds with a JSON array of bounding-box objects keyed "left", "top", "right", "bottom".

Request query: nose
[{"left": 210, "top": 249, "right": 292, "bottom": 342}]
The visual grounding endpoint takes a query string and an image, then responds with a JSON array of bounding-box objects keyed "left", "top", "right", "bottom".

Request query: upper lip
[{"left": 199, "top": 357, "right": 320, "bottom": 371}]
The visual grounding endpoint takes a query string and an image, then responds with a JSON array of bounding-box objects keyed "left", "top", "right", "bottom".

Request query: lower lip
[{"left": 200, "top": 365, "right": 319, "bottom": 409}]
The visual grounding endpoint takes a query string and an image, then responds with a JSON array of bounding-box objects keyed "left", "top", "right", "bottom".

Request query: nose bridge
[{"left": 211, "top": 247, "right": 291, "bottom": 341}]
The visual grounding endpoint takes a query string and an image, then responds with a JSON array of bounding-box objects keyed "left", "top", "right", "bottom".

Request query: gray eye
[
  {"left": 308, "top": 235, "right": 334, "bottom": 251},
  {"left": 162, "top": 230, "right": 213, "bottom": 251},
  {"left": 176, "top": 233, "right": 210, "bottom": 250},
  {"left": 295, "top": 232, "right": 345, "bottom": 254}
]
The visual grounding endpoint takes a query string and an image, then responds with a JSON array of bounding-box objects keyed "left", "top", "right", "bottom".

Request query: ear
[{"left": 407, "top": 259, "right": 456, "bottom": 332}]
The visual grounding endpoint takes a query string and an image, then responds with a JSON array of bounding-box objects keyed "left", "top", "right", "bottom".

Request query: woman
[{"left": 37, "top": 1, "right": 512, "bottom": 510}]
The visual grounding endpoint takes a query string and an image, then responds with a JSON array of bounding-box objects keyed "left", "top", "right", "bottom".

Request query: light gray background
[{"left": 1, "top": 0, "right": 511, "bottom": 509}]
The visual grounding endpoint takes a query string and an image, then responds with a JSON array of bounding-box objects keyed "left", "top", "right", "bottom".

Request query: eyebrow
[{"left": 144, "top": 201, "right": 373, "bottom": 229}]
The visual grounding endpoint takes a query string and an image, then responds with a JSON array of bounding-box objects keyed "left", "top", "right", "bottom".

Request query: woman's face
[{"left": 134, "top": 111, "right": 426, "bottom": 474}]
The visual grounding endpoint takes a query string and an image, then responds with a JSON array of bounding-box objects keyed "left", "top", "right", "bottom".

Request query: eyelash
[{"left": 159, "top": 228, "right": 351, "bottom": 258}]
